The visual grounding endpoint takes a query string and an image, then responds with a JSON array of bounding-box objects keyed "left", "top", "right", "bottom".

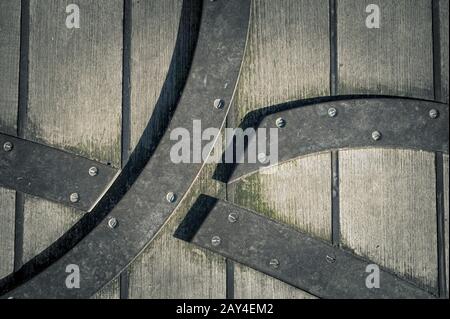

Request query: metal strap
[
  {"left": 0, "top": 133, "right": 118, "bottom": 211},
  {"left": 213, "top": 97, "right": 449, "bottom": 183},
  {"left": 175, "top": 195, "right": 436, "bottom": 299}
]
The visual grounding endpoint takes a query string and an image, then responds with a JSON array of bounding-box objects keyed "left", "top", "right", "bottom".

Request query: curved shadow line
[
  {"left": 0, "top": 0, "right": 203, "bottom": 294},
  {"left": 212, "top": 95, "right": 448, "bottom": 183}
]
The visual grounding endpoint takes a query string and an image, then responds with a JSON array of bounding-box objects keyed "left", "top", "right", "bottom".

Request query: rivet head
[
  {"left": 228, "top": 213, "right": 238, "bottom": 223},
  {"left": 214, "top": 99, "right": 225, "bottom": 109},
  {"left": 88, "top": 166, "right": 98, "bottom": 177},
  {"left": 257, "top": 153, "right": 268, "bottom": 164},
  {"left": 372, "top": 130, "right": 382, "bottom": 141},
  {"left": 276, "top": 118, "right": 286, "bottom": 128},
  {"left": 328, "top": 108, "right": 337, "bottom": 118},
  {"left": 429, "top": 109, "right": 439, "bottom": 119},
  {"left": 69, "top": 193, "right": 80, "bottom": 203},
  {"left": 3, "top": 141, "right": 13, "bottom": 152},
  {"left": 211, "top": 236, "right": 221, "bottom": 246},
  {"left": 166, "top": 192, "right": 177, "bottom": 203},
  {"left": 108, "top": 217, "right": 118, "bottom": 229},
  {"left": 269, "top": 258, "right": 280, "bottom": 269},
  {"left": 326, "top": 254, "right": 336, "bottom": 264}
]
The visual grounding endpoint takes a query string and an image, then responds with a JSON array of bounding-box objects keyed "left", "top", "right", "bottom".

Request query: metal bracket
[
  {"left": 0, "top": 133, "right": 119, "bottom": 211},
  {"left": 175, "top": 195, "right": 436, "bottom": 299},
  {"left": 1, "top": 0, "right": 251, "bottom": 298},
  {"left": 213, "top": 97, "right": 449, "bottom": 183}
]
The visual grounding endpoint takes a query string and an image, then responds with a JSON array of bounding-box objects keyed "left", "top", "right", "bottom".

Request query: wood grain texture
[
  {"left": 0, "top": 188, "right": 15, "bottom": 279},
  {"left": 337, "top": 0, "right": 434, "bottom": 99},
  {"left": 0, "top": 0, "right": 20, "bottom": 279},
  {"left": 439, "top": 0, "right": 449, "bottom": 103},
  {"left": 0, "top": 0, "right": 20, "bottom": 135},
  {"left": 128, "top": 165, "right": 227, "bottom": 299},
  {"left": 229, "top": 153, "right": 332, "bottom": 242},
  {"left": 339, "top": 149, "right": 438, "bottom": 292},
  {"left": 126, "top": 0, "right": 226, "bottom": 298},
  {"left": 231, "top": 0, "right": 330, "bottom": 123},
  {"left": 228, "top": 0, "right": 331, "bottom": 298},
  {"left": 20, "top": 0, "right": 123, "bottom": 266},
  {"left": 444, "top": 154, "right": 449, "bottom": 295},
  {"left": 234, "top": 263, "right": 316, "bottom": 299},
  {"left": 92, "top": 278, "right": 120, "bottom": 299}
]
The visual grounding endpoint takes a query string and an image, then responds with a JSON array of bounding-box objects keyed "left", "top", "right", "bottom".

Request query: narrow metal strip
[
  {"left": 0, "top": 133, "right": 119, "bottom": 212},
  {"left": 436, "top": 152, "right": 447, "bottom": 298},
  {"left": 176, "top": 195, "right": 436, "bottom": 299}
]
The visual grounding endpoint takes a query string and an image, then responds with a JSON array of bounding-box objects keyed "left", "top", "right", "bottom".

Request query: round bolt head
[
  {"left": 276, "top": 117, "right": 286, "bottom": 128},
  {"left": 69, "top": 193, "right": 80, "bottom": 203},
  {"left": 214, "top": 99, "right": 225, "bottom": 109},
  {"left": 108, "top": 217, "right": 118, "bottom": 229},
  {"left": 211, "top": 236, "right": 221, "bottom": 246},
  {"left": 269, "top": 258, "right": 280, "bottom": 269},
  {"left": 429, "top": 109, "right": 439, "bottom": 119},
  {"left": 88, "top": 166, "right": 99, "bottom": 177},
  {"left": 372, "top": 130, "right": 382, "bottom": 141},
  {"left": 228, "top": 213, "right": 238, "bottom": 223},
  {"left": 328, "top": 107, "right": 337, "bottom": 118},
  {"left": 326, "top": 254, "right": 336, "bottom": 264},
  {"left": 166, "top": 192, "right": 177, "bottom": 203},
  {"left": 3, "top": 141, "right": 13, "bottom": 152},
  {"left": 257, "top": 153, "right": 268, "bottom": 164}
]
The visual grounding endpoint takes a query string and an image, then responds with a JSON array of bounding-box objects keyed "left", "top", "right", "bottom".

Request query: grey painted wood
[
  {"left": 440, "top": 0, "right": 449, "bottom": 103},
  {"left": 228, "top": 0, "right": 331, "bottom": 298},
  {"left": 234, "top": 263, "right": 316, "bottom": 299},
  {"left": 0, "top": 188, "right": 15, "bottom": 279},
  {"left": 0, "top": 0, "right": 20, "bottom": 279},
  {"left": 337, "top": 0, "right": 434, "bottom": 99},
  {"left": 21, "top": 0, "right": 123, "bottom": 268},
  {"left": 339, "top": 149, "right": 438, "bottom": 291}
]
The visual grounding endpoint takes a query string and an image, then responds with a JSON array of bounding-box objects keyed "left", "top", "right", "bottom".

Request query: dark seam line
[
  {"left": 329, "top": 0, "right": 338, "bottom": 96},
  {"left": 119, "top": 0, "right": 132, "bottom": 300},
  {"left": 432, "top": 0, "right": 442, "bottom": 102},
  {"left": 14, "top": 0, "right": 30, "bottom": 273},
  {"left": 331, "top": 151, "right": 340, "bottom": 247},
  {"left": 435, "top": 152, "right": 447, "bottom": 298}
]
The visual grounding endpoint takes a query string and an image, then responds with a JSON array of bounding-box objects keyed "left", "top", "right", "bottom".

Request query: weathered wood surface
[
  {"left": 336, "top": 0, "right": 440, "bottom": 294},
  {"left": 227, "top": 0, "right": 331, "bottom": 298},
  {"left": 339, "top": 149, "right": 437, "bottom": 291},
  {"left": 20, "top": 0, "right": 123, "bottom": 271},
  {"left": 337, "top": 0, "right": 434, "bottom": 99},
  {"left": 439, "top": 0, "right": 449, "bottom": 103},
  {"left": 0, "top": 0, "right": 21, "bottom": 279}
]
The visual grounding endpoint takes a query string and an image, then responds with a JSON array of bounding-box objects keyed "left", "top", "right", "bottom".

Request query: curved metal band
[
  {"left": 214, "top": 97, "right": 448, "bottom": 183},
  {"left": 176, "top": 195, "right": 435, "bottom": 299},
  {"left": 2, "top": 0, "right": 251, "bottom": 298}
]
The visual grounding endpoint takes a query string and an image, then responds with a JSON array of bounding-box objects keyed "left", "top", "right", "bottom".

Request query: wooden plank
[
  {"left": 234, "top": 263, "right": 316, "bottom": 299},
  {"left": 339, "top": 149, "right": 438, "bottom": 292},
  {"left": 228, "top": 0, "right": 331, "bottom": 298},
  {"left": 231, "top": 0, "right": 330, "bottom": 124},
  {"left": 0, "top": 0, "right": 21, "bottom": 279},
  {"left": 125, "top": 0, "right": 226, "bottom": 298},
  {"left": 337, "top": 0, "right": 434, "bottom": 99},
  {"left": 439, "top": 0, "right": 449, "bottom": 103},
  {"left": 444, "top": 154, "right": 449, "bottom": 295},
  {"left": 229, "top": 154, "right": 332, "bottom": 242},
  {"left": 21, "top": 0, "right": 123, "bottom": 268},
  {"left": 91, "top": 278, "right": 120, "bottom": 300}
]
